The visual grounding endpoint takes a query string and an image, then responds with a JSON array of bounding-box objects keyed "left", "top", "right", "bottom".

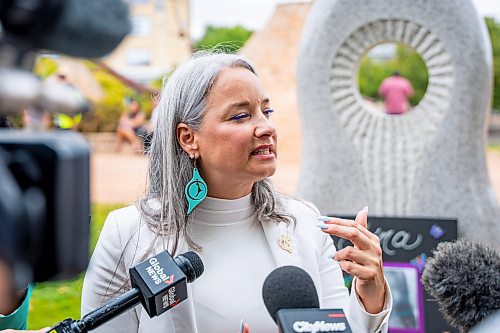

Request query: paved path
[{"left": 91, "top": 150, "right": 500, "bottom": 205}]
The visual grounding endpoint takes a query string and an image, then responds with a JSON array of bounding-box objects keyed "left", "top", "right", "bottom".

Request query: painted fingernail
[
  {"left": 240, "top": 319, "right": 245, "bottom": 333},
  {"left": 316, "top": 223, "right": 329, "bottom": 229},
  {"left": 318, "top": 216, "right": 332, "bottom": 222}
]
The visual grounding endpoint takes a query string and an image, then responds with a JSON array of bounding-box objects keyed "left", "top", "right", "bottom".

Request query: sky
[{"left": 190, "top": 0, "right": 500, "bottom": 40}]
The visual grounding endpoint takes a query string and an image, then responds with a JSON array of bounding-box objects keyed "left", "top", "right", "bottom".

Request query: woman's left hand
[{"left": 319, "top": 207, "right": 386, "bottom": 314}]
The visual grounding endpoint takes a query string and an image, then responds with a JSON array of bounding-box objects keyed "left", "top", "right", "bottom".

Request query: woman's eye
[
  {"left": 230, "top": 113, "right": 250, "bottom": 121},
  {"left": 263, "top": 108, "right": 274, "bottom": 117}
]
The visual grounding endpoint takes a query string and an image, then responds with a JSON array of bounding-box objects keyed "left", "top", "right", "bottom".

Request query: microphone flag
[{"left": 130, "top": 251, "right": 188, "bottom": 317}]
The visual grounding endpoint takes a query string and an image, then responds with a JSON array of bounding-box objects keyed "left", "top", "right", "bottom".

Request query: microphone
[
  {"left": 421, "top": 239, "right": 500, "bottom": 332},
  {"left": 262, "top": 266, "right": 352, "bottom": 333},
  {"left": 0, "top": 0, "right": 131, "bottom": 58},
  {"left": 49, "top": 251, "right": 204, "bottom": 333}
]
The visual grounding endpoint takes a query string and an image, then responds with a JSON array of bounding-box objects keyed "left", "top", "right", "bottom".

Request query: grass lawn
[
  {"left": 488, "top": 143, "right": 500, "bottom": 152},
  {"left": 28, "top": 204, "right": 124, "bottom": 330}
]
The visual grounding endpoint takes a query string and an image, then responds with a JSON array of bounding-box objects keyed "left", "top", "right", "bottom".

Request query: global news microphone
[{"left": 81, "top": 52, "right": 392, "bottom": 333}]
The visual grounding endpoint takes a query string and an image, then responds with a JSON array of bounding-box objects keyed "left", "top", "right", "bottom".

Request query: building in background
[{"left": 104, "top": 0, "right": 191, "bottom": 83}]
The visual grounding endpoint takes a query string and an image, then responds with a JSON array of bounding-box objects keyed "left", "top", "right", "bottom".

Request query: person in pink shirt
[{"left": 378, "top": 71, "right": 414, "bottom": 115}]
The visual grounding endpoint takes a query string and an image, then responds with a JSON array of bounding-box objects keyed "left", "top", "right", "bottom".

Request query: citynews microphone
[
  {"left": 0, "top": 0, "right": 131, "bottom": 58},
  {"left": 49, "top": 251, "right": 204, "bottom": 333},
  {"left": 262, "top": 266, "right": 352, "bottom": 333},
  {"left": 421, "top": 239, "right": 500, "bottom": 333}
]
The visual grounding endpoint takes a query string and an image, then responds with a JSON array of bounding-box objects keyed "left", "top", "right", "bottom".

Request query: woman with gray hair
[{"left": 81, "top": 52, "right": 392, "bottom": 333}]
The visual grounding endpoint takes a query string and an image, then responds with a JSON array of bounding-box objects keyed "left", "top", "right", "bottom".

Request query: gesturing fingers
[
  {"left": 355, "top": 206, "right": 368, "bottom": 229},
  {"left": 323, "top": 222, "right": 372, "bottom": 249},
  {"left": 335, "top": 246, "right": 378, "bottom": 266},
  {"left": 320, "top": 215, "right": 377, "bottom": 241},
  {"left": 337, "top": 260, "right": 381, "bottom": 281},
  {"left": 318, "top": 217, "right": 378, "bottom": 250}
]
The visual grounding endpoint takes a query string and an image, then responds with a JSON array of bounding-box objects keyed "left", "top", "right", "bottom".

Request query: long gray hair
[{"left": 138, "top": 51, "right": 295, "bottom": 255}]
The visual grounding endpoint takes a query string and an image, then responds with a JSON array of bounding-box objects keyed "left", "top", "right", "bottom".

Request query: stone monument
[{"left": 296, "top": 0, "right": 500, "bottom": 247}]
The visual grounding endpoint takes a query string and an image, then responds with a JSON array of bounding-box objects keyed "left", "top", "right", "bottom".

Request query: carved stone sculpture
[{"left": 296, "top": 0, "right": 500, "bottom": 246}]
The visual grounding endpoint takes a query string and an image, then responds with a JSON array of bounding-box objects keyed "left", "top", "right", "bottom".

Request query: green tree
[
  {"left": 485, "top": 17, "right": 500, "bottom": 112},
  {"left": 80, "top": 70, "right": 134, "bottom": 132},
  {"left": 358, "top": 44, "right": 428, "bottom": 106},
  {"left": 80, "top": 61, "right": 158, "bottom": 132},
  {"left": 195, "top": 25, "right": 253, "bottom": 53}
]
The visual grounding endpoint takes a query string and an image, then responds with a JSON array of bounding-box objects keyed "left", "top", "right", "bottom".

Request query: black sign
[{"left": 327, "top": 215, "right": 458, "bottom": 333}]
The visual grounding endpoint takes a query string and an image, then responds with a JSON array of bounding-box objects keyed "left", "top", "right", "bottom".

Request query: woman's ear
[{"left": 176, "top": 123, "right": 198, "bottom": 157}]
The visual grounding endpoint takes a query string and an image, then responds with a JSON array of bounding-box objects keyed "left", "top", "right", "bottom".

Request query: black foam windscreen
[
  {"left": 36, "top": 0, "right": 130, "bottom": 58},
  {"left": 1, "top": 0, "right": 131, "bottom": 58},
  {"left": 175, "top": 251, "right": 204, "bottom": 283},
  {"left": 262, "top": 266, "right": 320, "bottom": 323}
]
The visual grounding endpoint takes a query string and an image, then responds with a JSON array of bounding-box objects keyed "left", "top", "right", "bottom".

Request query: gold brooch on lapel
[{"left": 278, "top": 234, "right": 293, "bottom": 253}]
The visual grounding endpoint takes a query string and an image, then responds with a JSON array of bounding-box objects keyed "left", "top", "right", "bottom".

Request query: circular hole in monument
[{"left": 357, "top": 43, "right": 429, "bottom": 115}]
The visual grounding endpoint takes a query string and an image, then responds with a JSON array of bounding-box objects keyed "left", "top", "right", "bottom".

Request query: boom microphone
[
  {"left": 262, "top": 266, "right": 351, "bottom": 333},
  {"left": 421, "top": 239, "right": 500, "bottom": 332},
  {"left": 49, "top": 251, "right": 204, "bottom": 333},
  {"left": 0, "top": 0, "right": 131, "bottom": 58}
]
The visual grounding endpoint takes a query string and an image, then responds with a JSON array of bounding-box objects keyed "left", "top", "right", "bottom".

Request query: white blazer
[{"left": 81, "top": 200, "right": 391, "bottom": 333}]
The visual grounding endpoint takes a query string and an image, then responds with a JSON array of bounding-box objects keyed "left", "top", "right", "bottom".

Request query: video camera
[
  {"left": 0, "top": 131, "right": 90, "bottom": 287},
  {"left": 0, "top": 0, "right": 130, "bottom": 287}
]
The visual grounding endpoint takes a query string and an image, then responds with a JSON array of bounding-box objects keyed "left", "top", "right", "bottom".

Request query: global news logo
[
  {"left": 162, "top": 286, "right": 180, "bottom": 309},
  {"left": 145, "top": 257, "right": 175, "bottom": 285}
]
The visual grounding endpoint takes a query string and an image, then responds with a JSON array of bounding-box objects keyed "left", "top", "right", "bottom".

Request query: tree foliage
[
  {"left": 33, "top": 57, "right": 59, "bottom": 79},
  {"left": 485, "top": 17, "right": 500, "bottom": 112},
  {"left": 79, "top": 69, "right": 135, "bottom": 132},
  {"left": 33, "top": 58, "right": 156, "bottom": 132},
  {"left": 358, "top": 44, "right": 428, "bottom": 106},
  {"left": 195, "top": 25, "right": 253, "bottom": 53}
]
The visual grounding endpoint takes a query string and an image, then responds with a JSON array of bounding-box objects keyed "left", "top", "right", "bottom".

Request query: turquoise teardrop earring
[{"left": 185, "top": 155, "right": 208, "bottom": 214}]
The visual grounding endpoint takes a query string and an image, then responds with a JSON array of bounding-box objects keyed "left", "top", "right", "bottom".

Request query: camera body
[{"left": 0, "top": 130, "right": 90, "bottom": 286}]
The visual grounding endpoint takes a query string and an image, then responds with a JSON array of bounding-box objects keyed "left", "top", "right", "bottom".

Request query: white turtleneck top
[{"left": 190, "top": 194, "right": 277, "bottom": 333}]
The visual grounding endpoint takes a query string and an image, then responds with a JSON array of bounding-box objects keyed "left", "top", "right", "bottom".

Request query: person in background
[
  {"left": 82, "top": 52, "right": 392, "bottom": 333},
  {"left": 52, "top": 73, "right": 82, "bottom": 130},
  {"left": 378, "top": 71, "right": 414, "bottom": 115},
  {"left": 22, "top": 107, "right": 51, "bottom": 130},
  {"left": 115, "top": 98, "right": 147, "bottom": 153},
  {"left": 141, "top": 96, "right": 159, "bottom": 152}
]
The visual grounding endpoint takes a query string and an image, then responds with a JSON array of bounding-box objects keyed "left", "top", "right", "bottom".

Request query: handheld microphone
[
  {"left": 50, "top": 251, "right": 204, "bottom": 333},
  {"left": 262, "top": 266, "right": 352, "bottom": 333},
  {"left": 0, "top": 0, "right": 131, "bottom": 58},
  {"left": 421, "top": 239, "right": 500, "bottom": 332}
]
